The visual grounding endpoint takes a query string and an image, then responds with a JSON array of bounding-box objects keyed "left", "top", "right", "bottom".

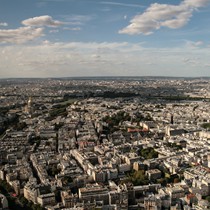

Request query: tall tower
[
  {"left": 28, "top": 97, "right": 32, "bottom": 108},
  {"left": 25, "top": 97, "right": 33, "bottom": 114},
  {"left": 165, "top": 125, "right": 170, "bottom": 137}
]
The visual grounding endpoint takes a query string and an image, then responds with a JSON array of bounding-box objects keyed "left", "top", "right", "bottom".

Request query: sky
[{"left": 0, "top": 0, "right": 210, "bottom": 78}]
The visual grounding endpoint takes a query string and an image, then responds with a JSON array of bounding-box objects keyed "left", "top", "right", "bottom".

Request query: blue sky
[{"left": 0, "top": 0, "right": 210, "bottom": 78}]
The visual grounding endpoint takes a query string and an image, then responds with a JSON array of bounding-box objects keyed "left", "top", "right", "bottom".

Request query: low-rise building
[
  {"left": 146, "top": 169, "right": 162, "bottom": 180},
  {"left": 37, "top": 193, "right": 55, "bottom": 207}
]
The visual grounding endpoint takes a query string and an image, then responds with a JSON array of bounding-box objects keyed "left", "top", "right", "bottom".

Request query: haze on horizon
[{"left": 0, "top": 0, "right": 210, "bottom": 78}]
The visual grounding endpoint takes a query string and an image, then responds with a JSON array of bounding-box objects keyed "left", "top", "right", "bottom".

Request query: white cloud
[
  {"left": 182, "top": 57, "right": 200, "bottom": 65},
  {"left": 186, "top": 40, "right": 204, "bottom": 48},
  {"left": 22, "top": 15, "right": 64, "bottom": 27},
  {"left": 0, "top": 27, "right": 44, "bottom": 44},
  {"left": 101, "top": 1, "right": 144, "bottom": 8},
  {"left": 0, "top": 22, "right": 8, "bottom": 27},
  {"left": 184, "top": 0, "right": 209, "bottom": 8},
  {"left": 63, "top": 27, "right": 81, "bottom": 31},
  {"left": 0, "top": 15, "right": 65, "bottom": 44},
  {"left": 60, "top": 15, "right": 94, "bottom": 25},
  {"left": 119, "top": 0, "right": 209, "bottom": 35},
  {"left": 0, "top": 41, "right": 210, "bottom": 78},
  {"left": 49, "top": 29, "right": 59, "bottom": 33},
  {"left": 161, "top": 10, "right": 192, "bottom": 29}
]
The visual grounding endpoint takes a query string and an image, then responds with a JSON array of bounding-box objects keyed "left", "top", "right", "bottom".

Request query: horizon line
[{"left": 1, "top": 76, "right": 210, "bottom": 80}]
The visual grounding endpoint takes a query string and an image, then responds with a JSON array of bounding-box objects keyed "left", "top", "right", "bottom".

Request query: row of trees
[
  {"left": 138, "top": 147, "right": 158, "bottom": 159},
  {"left": 124, "top": 170, "right": 149, "bottom": 186},
  {"left": 165, "top": 142, "right": 182, "bottom": 151},
  {"left": 122, "top": 168, "right": 181, "bottom": 187},
  {"left": 103, "top": 111, "right": 131, "bottom": 133},
  {"left": 201, "top": 123, "right": 210, "bottom": 130}
]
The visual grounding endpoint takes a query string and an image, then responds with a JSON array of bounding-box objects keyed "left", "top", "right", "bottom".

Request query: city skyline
[{"left": 0, "top": 0, "right": 210, "bottom": 78}]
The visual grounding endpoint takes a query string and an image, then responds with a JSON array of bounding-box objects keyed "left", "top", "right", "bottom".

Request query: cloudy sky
[{"left": 0, "top": 0, "right": 210, "bottom": 78}]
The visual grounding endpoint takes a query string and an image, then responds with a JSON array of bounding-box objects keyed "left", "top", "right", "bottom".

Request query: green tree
[
  {"left": 139, "top": 148, "right": 158, "bottom": 159},
  {"left": 125, "top": 170, "right": 149, "bottom": 186},
  {"left": 205, "top": 196, "right": 210, "bottom": 203}
]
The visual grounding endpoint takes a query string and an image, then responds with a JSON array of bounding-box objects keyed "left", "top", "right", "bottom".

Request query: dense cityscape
[
  {"left": 0, "top": 78, "right": 210, "bottom": 210},
  {"left": 1, "top": 0, "right": 210, "bottom": 209}
]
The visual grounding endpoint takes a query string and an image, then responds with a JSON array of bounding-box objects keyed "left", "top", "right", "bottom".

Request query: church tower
[{"left": 25, "top": 97, "right": 33, "bottom": 114}]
